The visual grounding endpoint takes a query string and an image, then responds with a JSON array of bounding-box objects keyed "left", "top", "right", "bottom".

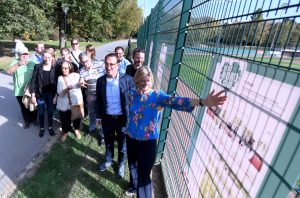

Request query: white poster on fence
[
  {"left": 155, "top": 43, "right": 167, "bottom": 89},
  {"left": 147, "top": 41, "right": 153, "bottom": 67},
  {"left": 184, "top": 56, "right": 300, "bottom": 197}
]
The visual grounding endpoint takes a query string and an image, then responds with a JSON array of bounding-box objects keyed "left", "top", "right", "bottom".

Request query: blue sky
[{"left": 137, "top": 0, "right": 159, "bottom": 18}]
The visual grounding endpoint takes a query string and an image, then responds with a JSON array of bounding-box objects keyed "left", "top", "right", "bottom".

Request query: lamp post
[{"left": 62, "top": 5, "right": 69, "bottom": 47}]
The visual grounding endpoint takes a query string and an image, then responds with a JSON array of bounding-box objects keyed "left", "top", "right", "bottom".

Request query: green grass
[
  {"left": 180, "top": 54, "right": 211, "bottom": 93},
  {"left": 12, "top": 121, "right": 131, "bottom": 198},
  {"left": 0, "top": 56, "right": 13, "bottom": 71},
  {"left": 253, "top": 56, "right": 300, "bottom": 69}
]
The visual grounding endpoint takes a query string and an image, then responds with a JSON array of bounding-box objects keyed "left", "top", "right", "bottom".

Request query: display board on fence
[
  {"left": 155, "top": 43, "right": 167, "bottom": 89},
  {"left": 184, "top": 55, "right": 300, "bottom": 197},
  {"left": 147, "top": 41, "right": 153, "bottom": 67}
]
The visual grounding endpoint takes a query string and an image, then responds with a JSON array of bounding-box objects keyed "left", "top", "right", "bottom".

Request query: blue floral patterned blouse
[{"left": 127, "top": 89, "right": 194, "bottom": 140}]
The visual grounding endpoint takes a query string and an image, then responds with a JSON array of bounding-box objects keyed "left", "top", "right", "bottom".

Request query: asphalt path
[{"left": 0, "top": 39, "right": 131, "bottom": 197}]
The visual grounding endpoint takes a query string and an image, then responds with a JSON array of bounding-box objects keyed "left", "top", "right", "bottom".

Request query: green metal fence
[{"left": 137, "top": 0, "right": 300, "bottom": 197}]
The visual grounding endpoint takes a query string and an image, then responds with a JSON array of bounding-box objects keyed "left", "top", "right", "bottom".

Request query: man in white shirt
[
  {"left": 12, "top": 35, "right": 26, "bottom": 59},
  {"left": 70, "top": 38, "right": 82, "bottom": 70}
]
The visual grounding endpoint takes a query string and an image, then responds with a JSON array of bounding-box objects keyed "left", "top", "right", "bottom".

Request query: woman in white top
[{"left": 57, "top": 61, "right": 83, "bottom": 142}]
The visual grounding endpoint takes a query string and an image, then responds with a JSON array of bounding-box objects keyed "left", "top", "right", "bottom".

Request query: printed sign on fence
[
  {"left": 155, "top": 43, "right": 167, "bottom": 89},
  {"left": 184, "top": 55, "right": 300, "bottom": 197},
  {"left": 148, "top": 41, "right": 153, "bottom": 67}
]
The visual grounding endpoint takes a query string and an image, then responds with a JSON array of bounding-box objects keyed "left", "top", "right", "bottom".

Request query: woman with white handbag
[{"left": 56, "top": 61, "right": 83, "bottom": 142}]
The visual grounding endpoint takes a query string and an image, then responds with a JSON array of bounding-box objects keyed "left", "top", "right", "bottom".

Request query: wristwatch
[{"left": 199, "top": 98, "right": 204, "bottom": 106}]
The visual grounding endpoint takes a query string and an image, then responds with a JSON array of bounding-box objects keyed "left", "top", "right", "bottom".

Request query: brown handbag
[{"left": 63, "top": 77, "right": 84, "bottom": 120}]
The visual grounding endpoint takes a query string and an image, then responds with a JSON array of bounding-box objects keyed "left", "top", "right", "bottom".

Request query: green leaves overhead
[{"left": 0, "top": 0, "right": 142, "bottom": 41}]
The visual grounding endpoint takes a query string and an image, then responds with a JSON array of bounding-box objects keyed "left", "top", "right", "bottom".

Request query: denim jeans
[
  {"left": 87, "top": 94, "right": 96, "bottom": 131},
  {"left": 37, "top": 91, "right": 54, "bottom": 129}
]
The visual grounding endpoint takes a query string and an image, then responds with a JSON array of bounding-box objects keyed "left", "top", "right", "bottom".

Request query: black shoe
[
  {"left": 84, "top": 129, "right": 91, "bottom": 137},
  {"left": 32, "top": 120, "right": 39, "bottom": 126},
  {"left": 118, "top": 164, "right": 125, "bottom": 178},
  {"left": 23, "top": 122, "right": 30, "bottom": 129},
  {"left": 39, "top": 129, "right": 45, "bottom": 137},
  {"left": 48, "top": 128, "right": 55, "bottom": 136},
  {"left": 97, "top": 137, "right": 105, "bottom": 146}
]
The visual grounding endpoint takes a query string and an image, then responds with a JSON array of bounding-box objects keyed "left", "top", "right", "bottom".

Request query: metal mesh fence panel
[{"left": 138, "top": 0, "right": 300, "bottom": 197}]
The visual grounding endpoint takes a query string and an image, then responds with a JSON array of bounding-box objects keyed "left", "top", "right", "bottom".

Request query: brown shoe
[
  {"left": 74, "top": 130, "right": 81, "bottom": 140},
  {"left": 61, "top": 132, "right": 68, "bottom": 142}
]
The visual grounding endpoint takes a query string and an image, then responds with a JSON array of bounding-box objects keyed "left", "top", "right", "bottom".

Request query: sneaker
[
  {"left": 48, "top": 128, "right": 55, "bottom": 136},
  {"left": 39, "top": 129, "right": 45, "bottom": 137},
  {"left": 118, "top": 164, "right": 125, "bottom": 178},
  {"left": 74, "top": 130, "right": 81, "bottom": 139},
  {"left": 125, "top": 188, "right": 137, "bottom": 197},
  {"left": 99, "top": 161, "right": 113, "bottom": 172},
  {"left": 23, "top": 122, "right": 30, "bottom": 129}
]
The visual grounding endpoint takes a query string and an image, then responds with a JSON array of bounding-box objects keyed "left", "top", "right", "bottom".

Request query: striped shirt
[{"left": 80, "top": 59, "right": 106, "bottom": 95}]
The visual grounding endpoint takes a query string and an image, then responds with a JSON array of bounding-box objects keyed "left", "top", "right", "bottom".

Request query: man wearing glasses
[
  {"left": 115, "top": 46, "right": 131, "bottom": 74},
  {"left": 70, "top": 38, "right": 82, "bottom": 70},
  {"left": 95, "top": 53, "right": 135, "bottom": 178},
  {"left": 79, "top": 52, "right": 105, "bottom": 141}
]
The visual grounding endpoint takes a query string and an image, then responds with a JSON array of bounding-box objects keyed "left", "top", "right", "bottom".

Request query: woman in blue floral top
[{"left": 125, "top": 66, "right": 227, "bottom": 198}]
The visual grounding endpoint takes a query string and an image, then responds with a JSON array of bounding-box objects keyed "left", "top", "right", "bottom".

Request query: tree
[
  {"left": 0, "top": 0, "right": 143, "bottom": 41},
  {"left": 112, "top": 0, "right": 143, "bottom": 38},
  {"left": 0, "top": 0, "right": 54, "bottom": 40}
]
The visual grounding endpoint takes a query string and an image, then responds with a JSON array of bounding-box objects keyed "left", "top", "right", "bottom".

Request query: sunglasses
[{"left": 72, "top": 43, "right": 78, "bottom": 45}]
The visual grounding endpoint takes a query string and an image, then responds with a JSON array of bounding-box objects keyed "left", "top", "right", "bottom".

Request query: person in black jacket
[
  {"left": 30, "top": 48, "right": 57, "bottom": 137},
  {"left": 125, "top": 48, "right": 145, "bottom": 77},
  {"left": 95, "top": 53, "right": 135, "bottom": 178}
]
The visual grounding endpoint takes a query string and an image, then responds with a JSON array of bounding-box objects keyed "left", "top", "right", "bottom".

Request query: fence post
[{"left": 156, "top": 0, "right": 194, "bottom": 163}]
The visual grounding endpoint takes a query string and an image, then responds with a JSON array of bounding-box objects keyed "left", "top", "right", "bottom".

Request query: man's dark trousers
[{"left": 102, "top": 114, "right": 126, "bottom": 166}]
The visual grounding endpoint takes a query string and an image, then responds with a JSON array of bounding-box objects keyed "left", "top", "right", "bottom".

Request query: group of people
[{"left": 8, "top": 37, "right": 227, "bottom": 198}]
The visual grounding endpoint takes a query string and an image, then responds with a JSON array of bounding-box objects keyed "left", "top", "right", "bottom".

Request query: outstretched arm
[{"left": 190, "top": 90, "right": 227, "bottom": 107}]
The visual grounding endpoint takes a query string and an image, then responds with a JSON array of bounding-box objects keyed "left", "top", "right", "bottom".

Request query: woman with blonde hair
[
  {"left": 125, "top": 66, "right": 227, "bottom": 197},
  {"left": 56, "top": 61, "right": 82, "bottom": 142},
  {"left": 30, "top": 48, "right": 57, "bottom": 137}
]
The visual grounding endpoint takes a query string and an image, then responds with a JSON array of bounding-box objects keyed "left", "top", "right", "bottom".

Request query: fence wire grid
[{"left": 137, "top": 0, "right": 300, "bottom": 197}]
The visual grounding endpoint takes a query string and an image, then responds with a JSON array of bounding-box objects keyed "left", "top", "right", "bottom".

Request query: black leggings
[
  {"left": 127, "top": 137, "right": 157, "bottom": 198},
  {"left": 59, "top": 110, "right": 81, "bottom": 133}
]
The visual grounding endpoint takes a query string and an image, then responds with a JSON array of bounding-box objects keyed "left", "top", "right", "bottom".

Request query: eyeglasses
[
  {"left": 81, "top": 60, "right": 89, "bottom": 64},
  {"left": 72, "top": 43, "right": 78, "bottom": 45},
  {"left": 105, "top": 63, "right": 118, "bottom": 68}
]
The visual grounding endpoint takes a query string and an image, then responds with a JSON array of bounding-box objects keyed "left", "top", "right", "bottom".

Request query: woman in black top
[{"left": 30, "top": 49, "right": 57, "bottom": 137}]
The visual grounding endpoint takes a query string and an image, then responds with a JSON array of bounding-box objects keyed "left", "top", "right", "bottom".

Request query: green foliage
[
  {"left": 0, "top": 0, "right": 143, "bottom": 41},
  {"left": 0, "top": 0, "right": 55, "bottom": 40},
  {"left": 195, "top": 9, "right": 300, "bottom": 49},
  {"left": 112, "top": 0, "right": 143, "bottom": 38}
]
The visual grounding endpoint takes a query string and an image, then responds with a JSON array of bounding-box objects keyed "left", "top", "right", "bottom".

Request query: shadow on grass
[{"left": 13, "top": 132, "right": 130, "bottom": 198}]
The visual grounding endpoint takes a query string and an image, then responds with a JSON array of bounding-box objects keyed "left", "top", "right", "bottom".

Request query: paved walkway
[{"left": 0, "top": 40, "right": 131, "bottom": 197}]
